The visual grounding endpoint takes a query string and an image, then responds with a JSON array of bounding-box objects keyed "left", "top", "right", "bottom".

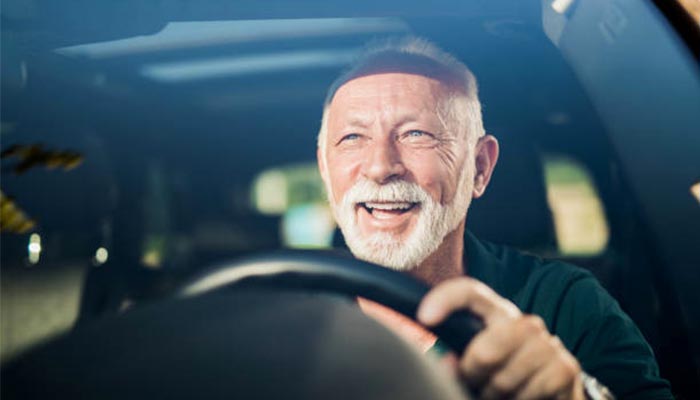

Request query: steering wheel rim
[
  {"left": 176, "top": 249, "right": 483, "bottom": 355},
  {"left": 3, "top": 249, "right": 480, "bottom": 400}
]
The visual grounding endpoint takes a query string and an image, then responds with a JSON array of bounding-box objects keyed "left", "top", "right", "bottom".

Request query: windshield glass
[
  {"left": 1, "top": 16, "right": 613, "bottom": 268},
  {"left": 2, "top": 1, "right": 700, "bottom": 396}
]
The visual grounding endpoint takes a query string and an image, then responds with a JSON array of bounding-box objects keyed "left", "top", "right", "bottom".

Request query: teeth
[{"left": 363, "top": 202, "right": 414, "bottom": 211}]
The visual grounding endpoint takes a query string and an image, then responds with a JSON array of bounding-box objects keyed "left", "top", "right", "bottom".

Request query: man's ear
[{"left": 472, "top": 134, "right": 499, "bottom": 199}]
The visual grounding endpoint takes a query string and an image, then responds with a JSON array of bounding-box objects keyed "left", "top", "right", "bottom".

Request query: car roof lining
[{"left": 2, "top": 0, "right": 540, "bottom": 49}]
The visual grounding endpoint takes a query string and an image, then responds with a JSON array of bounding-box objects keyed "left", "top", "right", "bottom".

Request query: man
[{"left": 316, "top": 37, "right": 673, "bottom": 399}]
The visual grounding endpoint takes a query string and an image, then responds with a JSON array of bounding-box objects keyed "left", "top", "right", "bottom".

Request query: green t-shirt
[{"left": 455, "top": 231, "right": 674, "bottom": 399}]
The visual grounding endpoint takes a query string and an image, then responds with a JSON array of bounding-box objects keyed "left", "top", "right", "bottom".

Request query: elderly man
[{"left": 316, "top": 37, "right": 673, "bottom": 399}]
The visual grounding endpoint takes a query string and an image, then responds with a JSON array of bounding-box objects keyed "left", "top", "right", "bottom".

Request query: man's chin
[
  {"left": 354, "top": 252, "right": 419, "bottom": 272},
  {"left": 344, "top": 233, "right": 422, "bottom": 271}
]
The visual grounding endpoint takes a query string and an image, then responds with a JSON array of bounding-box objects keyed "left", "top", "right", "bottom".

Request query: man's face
[{"left": 319, "top": 72, "right": 476, "bottom": 270}]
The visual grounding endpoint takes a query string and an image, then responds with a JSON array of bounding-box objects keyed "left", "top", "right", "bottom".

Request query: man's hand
[{"left": 417, "top": 277, "right": 585, "bottom": 400}]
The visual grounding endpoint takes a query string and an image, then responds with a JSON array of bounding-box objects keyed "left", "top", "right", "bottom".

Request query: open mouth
[{"left": 358, "top": 201, "right": 419, "bottom": 218}]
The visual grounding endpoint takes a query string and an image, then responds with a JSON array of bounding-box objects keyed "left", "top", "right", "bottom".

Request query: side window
[
  {"left": 252, "top": 163, "right": 334, "bottom": 249},
  {"left": 542, "top": 154, "right": 610, "bottom": 256}
]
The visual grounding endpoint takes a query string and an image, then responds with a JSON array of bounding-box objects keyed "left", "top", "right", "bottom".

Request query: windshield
[
  {"left": 2, "top": 1, "right": 700, "bottom": 396},
  {"left": 1, "top": 15, "right": 613, "bottom": 267}
]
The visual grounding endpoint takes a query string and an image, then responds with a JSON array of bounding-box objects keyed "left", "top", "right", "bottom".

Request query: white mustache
[{"left": 340, "top": 179, "right": 429, "bottom": 207}]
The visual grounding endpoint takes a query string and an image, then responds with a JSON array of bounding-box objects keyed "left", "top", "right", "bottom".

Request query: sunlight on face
[{"left": 321, "top": 73, "right": 477, "bottom": 270}]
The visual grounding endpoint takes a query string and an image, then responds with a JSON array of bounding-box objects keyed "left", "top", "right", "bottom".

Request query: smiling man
[{"left": 317, "top": 37, "right": 673, "bottom": 399}]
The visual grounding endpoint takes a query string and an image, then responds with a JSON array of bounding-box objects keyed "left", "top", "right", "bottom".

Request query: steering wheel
[
  {"left": 2, "top": 250, "right": 482, "bottom": 400},
  {"left": 178, "top": 249, "right": 483, "bottom": 355}
]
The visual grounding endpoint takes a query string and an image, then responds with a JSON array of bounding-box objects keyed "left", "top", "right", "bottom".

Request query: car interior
[{"left": 2, "top": 0, "right": 699, "bottom": 398}]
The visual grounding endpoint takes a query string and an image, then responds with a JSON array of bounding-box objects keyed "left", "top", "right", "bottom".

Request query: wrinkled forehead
[
  {"left": 331, "top": 72, "right": 450, "bottom": 107},
  {"left": 325, "top": 52, "right": 467, "bottom": 106},
  {"left": 325, "top": 72, "right": 467, "bottom": 143}
]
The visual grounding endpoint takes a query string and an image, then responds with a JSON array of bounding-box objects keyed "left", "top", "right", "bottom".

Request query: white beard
[{"left": 328, "top": 170, "right": 473, "bottom": 271}]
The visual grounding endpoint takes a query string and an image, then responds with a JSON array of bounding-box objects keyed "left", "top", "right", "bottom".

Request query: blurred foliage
[
  {"left": 0, "top": 143, "right": 84, "bottom": 234},
  {"left": 1, "top": 143, "right": 83, "bottom": 175},
  {"left": 543, "top": 156, "right": 591, "bottom": 185},
  {"left": 253, "top": 163, "right": 325, "bottom": 215},
  {"left": 543, "top": 155, "right": 610, "bottom": 256},
  {"left": 0, "top": 190, "right": 36, "bottom": 234}
]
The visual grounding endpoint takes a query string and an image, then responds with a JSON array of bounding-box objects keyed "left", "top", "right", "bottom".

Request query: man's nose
[{"left": 361, "top": 137, "right": 406, "bottom": 183}]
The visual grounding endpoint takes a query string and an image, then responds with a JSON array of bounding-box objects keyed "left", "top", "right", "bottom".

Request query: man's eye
[
  {"left": 339, "top": 133, "right": 360, "bottom": 143},
  {"left": 401, "top": 130, "right": 435, "bottom": 143}
]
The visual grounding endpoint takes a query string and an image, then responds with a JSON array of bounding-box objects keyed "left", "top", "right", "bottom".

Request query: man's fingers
[
  {"left": 417, "top": 277, "right": 520, "bottom": 327},
  {"left": 479, "top": 319, "right": 553, "bottom": 397},
  {"left": 416, "top": 278, "right": 583, "bottom": 400},
  {"left": 458, "top": 322, "right": 514, "bottom": 386},
  {"left": 459, "top": 315, "right": 547, "bottom": 388},
  {"left": 514, "top": 340, "right": 582, "bottom": 400}
]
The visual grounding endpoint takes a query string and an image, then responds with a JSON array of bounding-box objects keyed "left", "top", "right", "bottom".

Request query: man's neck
[{"left": 408, "top": 222, "right": 467, "bottom": 287}]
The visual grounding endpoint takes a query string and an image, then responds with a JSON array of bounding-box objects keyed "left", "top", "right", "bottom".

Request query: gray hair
[{"left": 317, "top": 36, "right": 485, "bottom": 154}]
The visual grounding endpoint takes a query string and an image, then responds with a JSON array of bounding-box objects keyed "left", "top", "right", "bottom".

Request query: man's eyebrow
[
  {"left": 334, "top": 111, "right": 440, "bottom": 132},
  {"left": 393, "top": 112, "right": 443, "bottom": 130},
  {"left": 339, "top": 116, "right": 373, "bottom": 130},
  {"left": 393, "top": 114, "right": 420, "bottom": 127}
]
